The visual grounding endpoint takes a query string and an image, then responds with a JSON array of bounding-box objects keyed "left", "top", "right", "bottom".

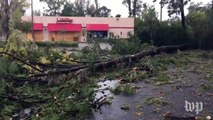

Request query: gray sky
[{"left": 26, "top": 0, "right": 212, "bottom": 20}]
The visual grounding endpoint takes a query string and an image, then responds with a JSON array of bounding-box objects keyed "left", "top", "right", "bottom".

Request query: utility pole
[{"left": 31, "top": 0, "right": 35, "bottom": 43}]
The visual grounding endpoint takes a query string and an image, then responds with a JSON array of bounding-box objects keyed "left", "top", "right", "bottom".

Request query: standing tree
[
  {"left": 86, "top": 0, "right": 96, "bottom": 17},
  {"left": 122, "top": 0, "right": 143, "bottom": 17},
  {"left": 132, "top": 0, "right": 143, "bottom": 17},
  {"left": 0, "top": 0, "right": 28, "bottom": 41},
  {"left": 61, "top": 2, "right": 76, "bottom": 16},
  {"left": 154, "top": 0, "right": 190, "bottom": 29},
  {"left": 153, "top": 0, "right": 168, "bottom": 21},
  {"left": 168, "top": 0, "right": 190, "bottom": 30},
  {"left": 142, "top": 6, "right": 159, "bottom": 45},
  {"left": 122, "top": 0, "right": 132, "bottom": 17},
  {"left": 34, "top": 10, "right": 42, "bottom": 16},
  {"left": 40, "top": 0, "right": 65, "bottom": 16},
  {"left": 187, "top": 10, "right": 207, "bottom": 49},
  {"left": 73, "top": 0, "right": 86, "bottom": 16},
  {"left": 98, "top": 6, "right": 111, "bottom": 17},
  {"left": 94, "top": 0, "right": 99, "bottom": 16},
  {"left": 61, "top": 0, "right": 111, "bottom": 17}
]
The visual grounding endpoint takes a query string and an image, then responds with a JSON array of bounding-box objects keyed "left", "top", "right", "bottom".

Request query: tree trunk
[
  {"left": 2, "top": 0, "right": 10, "bottom": 41},
  {"left": 132, "top": 0, "right": 137, "bottom": 17},
  {"left": 94, "top": 0, "right": 99, "bottom": 17},
  {"left": 180, "top": 0, "right": 186, "bottom": 30},
  {"left": 32, "top": 44, "right": 188, "bottom": 77},
  {"left": 128, "top": 0, "right": 132, "bottom": 17}
]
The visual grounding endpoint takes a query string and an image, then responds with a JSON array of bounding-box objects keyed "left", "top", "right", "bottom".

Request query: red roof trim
[
  {"left": 48, "top": 23, "right": 82, "bottom": 32},
  {"left": 33, "top": 23, "right": 43, "bottom": 30},
  {"left": 86, "top": 24, "right": 109, "bottom": 31}
]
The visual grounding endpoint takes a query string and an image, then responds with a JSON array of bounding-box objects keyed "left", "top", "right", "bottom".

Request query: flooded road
[{"left": 91, "top": 67, "right": 213, "bottom": 120}]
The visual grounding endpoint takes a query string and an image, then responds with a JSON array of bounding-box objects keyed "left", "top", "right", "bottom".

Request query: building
[{"left": 21, "top": 16, "right": 134, "bottom": 42}]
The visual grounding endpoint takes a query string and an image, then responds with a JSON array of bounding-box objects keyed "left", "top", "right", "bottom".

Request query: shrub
[
  {"left": 109, "top": 38, "right": 142, "bottom": 55},
  {"left": 56, "top": 41, "right": 79, "bottom": 47},
  {"left": 35, "top": 41, "right": 79, "bottom": 47}
]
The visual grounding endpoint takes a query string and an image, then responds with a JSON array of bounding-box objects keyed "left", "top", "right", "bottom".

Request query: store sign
[{"left": 57, "top": 18, "right": 73, "bottom": 23}]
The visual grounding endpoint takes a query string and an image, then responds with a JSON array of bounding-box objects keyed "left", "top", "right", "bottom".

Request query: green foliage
[
  {"left": 61, "top": 0, "right": 111, "bottom": 17},
  {"left": 40, "top": 0, "right": 66, "bottom": 16},
  {"left": 0, "top": 57, "right": 20, "bottom": 76},
  {"left": 14, "top": 21, "right": 32, "bottom": 33},
  {"left": 187, "top": 9, "right": 208, "bottom": 49},
  {"left": 120, "top": 104, "right": 130, "bottom": 110},
  {"left": 109, "top": 39, "right": 143, "bottom": 55},
  {"left": 144, "top": 97, "right": 169, "bottom": 106},
  {"left": 35, "top": 41, "right": 79, "bottom": 47},
  {"left": 5, "top": 29, "right": 34, "bottom": 57},
  {"left": 112, "top": 84, "right": 136, "bottom": 95}
]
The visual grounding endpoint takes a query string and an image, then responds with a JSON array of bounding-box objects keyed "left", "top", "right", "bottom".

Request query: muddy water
[
  {"left": 90, "top": 68, "right": 213, "bottom": 120},
  {"left": 94, "top": 80, "right": 120, "bottom": 103}
]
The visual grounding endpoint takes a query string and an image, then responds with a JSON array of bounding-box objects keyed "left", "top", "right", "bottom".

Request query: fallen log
[{"left": 31, "top": 44, "right": 188, "bottom": 77}]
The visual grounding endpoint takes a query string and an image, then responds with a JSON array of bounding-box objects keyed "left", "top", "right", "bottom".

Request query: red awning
[
  {"left": 86, "top": 24, "right": 109, "bottom": 31},
  {"left": 48, "top": 23, "right": 82, "bottom": 32},
  {"left": 34, "top": 23, "right": 43, "bottom": 30}
]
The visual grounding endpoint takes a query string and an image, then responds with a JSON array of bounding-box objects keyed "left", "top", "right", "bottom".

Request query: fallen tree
[{"left": 32, "top": 44, "right": 188, "bottom": 77}]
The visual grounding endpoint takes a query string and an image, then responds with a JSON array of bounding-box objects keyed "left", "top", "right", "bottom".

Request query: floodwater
[
  {"left": 90, "top": 67, "right": 213, "bottom": 120},
  {"left": 94, "top": 80, "right": 120, "bottom": 102}
]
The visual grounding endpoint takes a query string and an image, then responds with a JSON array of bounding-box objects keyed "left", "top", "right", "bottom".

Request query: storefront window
[{"left": 87, "top": 31, "right": 108, "bottom": 39}]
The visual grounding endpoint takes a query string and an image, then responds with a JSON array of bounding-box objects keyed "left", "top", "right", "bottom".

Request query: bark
[
  {"left": 1, "top": 0, "right": 10, "bottom": 41},
  {"left": 128, "top": 0, "right": 132, "bottom": 17},
  {"left": 132, "top": 0, "right": 137, "bottom": 17},
  {"left": 180, "top": 0, "right": 186, "bottom": 30}
]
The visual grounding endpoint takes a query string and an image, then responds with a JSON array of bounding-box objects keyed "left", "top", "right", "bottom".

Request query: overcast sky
[{"left": 26, "top": 0, "right": 212, "bottom": 20}]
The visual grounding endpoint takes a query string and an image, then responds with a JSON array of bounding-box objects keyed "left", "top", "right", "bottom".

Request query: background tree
[
  {"left": 115, "top": 14, "right": 121, "bottom": 17},
  {"left": 61, "top": 0, "right": 111, "bottom": 17},
  {"left": 0, "top": 0, "right": 28, "bottom": 41},
  {"left": 97, "top": 6, "right": 111, "bottom": 17},
  {"left": 132, "top": 0, "right": 143, "bottom": 17},
  {"left": 61, "top": 2, "right": 76, "bottom": 16},
  {"left": 73, "top": 0, "right": 86, "bottom": 16},
  {"left": 122, "top": 0, "right": 143, "bottom": 17},
  {"left": 153, "top": 0, "right": 190, "bottom": 29},
  {"left": 40, "top": 0, "right": 65, "bottom": 16},
  {"left": 187, "top": 10, "right": 207, "bottom": 49},
  {"left": 94, "top": 0, "right": 99, "bottom": 16},
  {"left": 135, "top": 5, "right": 159, "bottom": 44},
  {"left": 86, "top": 0, "right": 96, "bottom": 17},
  {"left": 122, "top": 0, "right": 132, "bottom": 17},
  {"left": 34, "top": 10, "right": 42, "bottom": 16},
  {"left": 153, "top": 0, "right": 169, "bottom": 21}
]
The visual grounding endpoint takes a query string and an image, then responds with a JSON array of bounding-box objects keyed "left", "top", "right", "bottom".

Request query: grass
[
  {"left": 120, "top": 104, "right": 130, "bottom": 110},
  {"left": 112, "top": 84, "right": 136, "bottom": 95},
  {"left": 145, "top": 72, "right": 173, "bottom": 85},
  {"left": 143, "top": 97, "right": 169, "bottom": 106}
]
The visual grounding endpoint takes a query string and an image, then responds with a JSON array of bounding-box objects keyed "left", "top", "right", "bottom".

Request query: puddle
[{"left": 94, "top": 80, "right": 120, "bottom": 102}]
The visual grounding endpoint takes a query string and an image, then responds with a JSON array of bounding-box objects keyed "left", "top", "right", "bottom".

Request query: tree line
[
  {"left": 39, "top": 0, "right": 111, "bottom": 17},
  {"left": 134, "top": 1, "right": 213, "bottom": 49}
]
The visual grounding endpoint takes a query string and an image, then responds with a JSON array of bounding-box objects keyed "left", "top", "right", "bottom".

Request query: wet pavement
[{"left": 90, "top": 66, "right": 213, "bottom": 120}]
